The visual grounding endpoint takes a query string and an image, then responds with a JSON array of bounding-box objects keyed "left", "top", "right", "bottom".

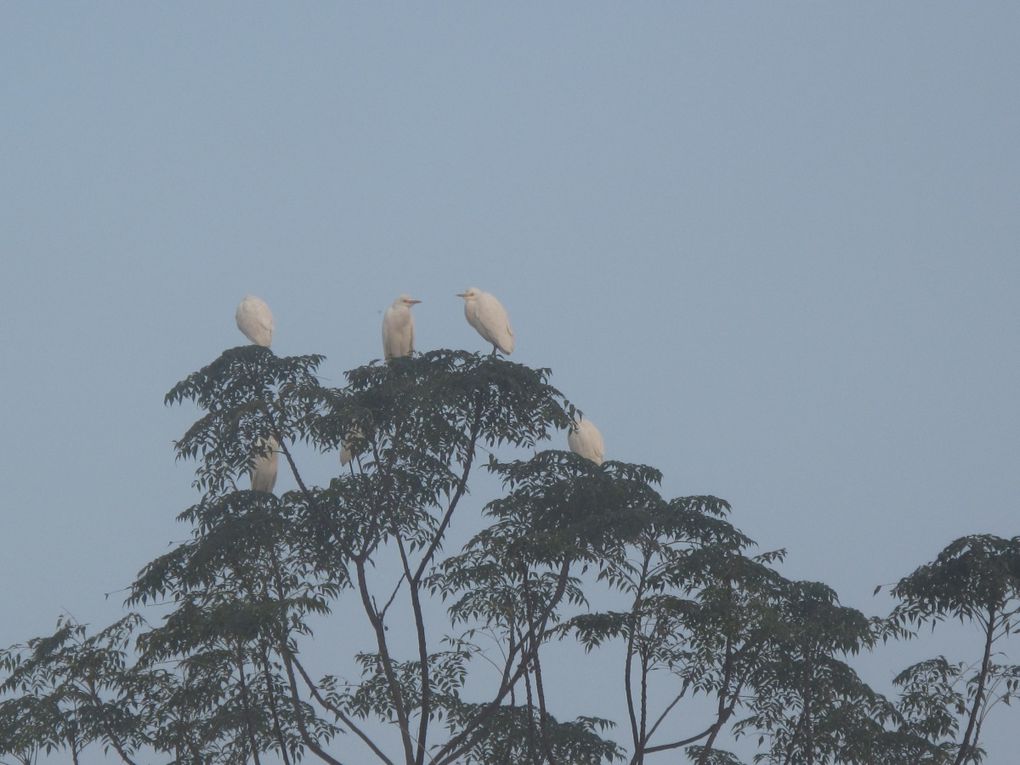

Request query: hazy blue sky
[{"left": 2, "top": 4, "right": 1018, "bottom": 762}]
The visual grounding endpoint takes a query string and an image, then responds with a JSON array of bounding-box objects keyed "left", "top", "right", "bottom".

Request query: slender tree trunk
[
  {"left": 395, "top": 533, "right": 431, "bottom": 765},
  {"left": 955, "top": 606, "right": 998, "bottom": 765},
  {"left": 279, "top": 651, "right": 347, "bottom": 765},
  {"left": 235, "top": 646, "right": 263, "bottom": 765},
  {"left": 354, "top": 558, "right": 416, "bottom": 765},
  {"left": 531, "top": 647, "right": 557, "bottom": 765},
  {"left": 431, "top": 561, "right": 572, "bottom": 765},
  {"left": 639, "top": 646, "right": 649, "bottom": 749},
  {"left": 522, "top": 662, "right": 541, "bottom": 765},
  {"left": 521, "top": 569, "right": 557, "bottom": 765},
  {"left": 267, "top": 557, "right": 346, "bottom": 765},
  {"left": 626, "top": 548, "right": 652, "bottom": 761},
  {"left": 259, "top": 645, "right": 293, "bottom": 765},
  {"left": 83, "top": 678, "right": 140, "bottom": 765}
]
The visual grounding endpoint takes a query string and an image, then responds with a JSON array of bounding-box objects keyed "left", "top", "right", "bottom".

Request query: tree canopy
[{"left": 2, "top": 346, "right": 1018, "bottom": 765}]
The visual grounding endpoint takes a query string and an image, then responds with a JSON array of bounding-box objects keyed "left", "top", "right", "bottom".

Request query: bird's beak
[
  {"left": 455, "top": 292, "right": 466, "bottom": 297},
  {"left": 408, "top": 299, "right": 422, "bottom": 304}
]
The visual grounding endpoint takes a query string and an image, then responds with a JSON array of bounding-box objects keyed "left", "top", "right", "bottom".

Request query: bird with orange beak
[{"left": 457, "top": 287, "right": 514, "bottom": 355}]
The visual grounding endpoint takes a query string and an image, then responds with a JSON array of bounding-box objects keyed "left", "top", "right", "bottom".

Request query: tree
[
  {"left": 1, "top": 345, "right": 1017, "bottom": 765},
  {"left": 886, "top": 535, "right": 1020, "bottom": 765}
]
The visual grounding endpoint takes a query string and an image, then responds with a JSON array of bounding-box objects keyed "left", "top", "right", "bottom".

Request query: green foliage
[
  {"left": 891, "top": 535, "right": 1020, "bottom": 626},
  {"left": 886, "top": 535, "right": 1020, "bottom": 765},
  {"left": 892, "top": 535, "right": 1020, "bottom": 623},
  {"left": 441, "top": 701, "right": 624, "bottom": 765},
  {"left": 1, "top": 346, "right": 1017, "bottom": 765},
  {"left": 686, "top": 746, "right": 747, "bottom": 765}
]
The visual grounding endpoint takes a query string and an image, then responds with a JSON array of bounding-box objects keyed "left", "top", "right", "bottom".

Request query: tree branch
[
  {"left": 641, "top": 724, "right": 715, "bottom": 754},
  {"left": 431, "top": 560, "right": 572, "bottom": 765},
  {"left": 259, "top": 644, "right": 294, "bottom": 765},
  {"left": 955, "top": 604, "right": 998, "bottom": 765},
  {"left": 625, "top": 548, "right": 652, "bottom": 759},
  {"left": 83, "top": 678, "right": 139, "bottom": 765},
  {"left": 521, "top": 570, "right": 557, "bottom": 765},
  {"left": 641, "top": 684, "right": 689, "bottom": 748},
  {"left": 290, "top": 654, "right": 395, "bottom": 765},
  {"left": 411, "top": 397, "right": 484, "bottom": 585},
  {"left": 355, "top": 557, "right": 416, "bottom": 765},
  {"left": 234, "top": 646, "right": 263, "bottom": 765},
  {"left": 395, "top": 533, "right": 432, "bottom": 765},
  {"left": 279, "top": 651, "right": 348, "bottom": 765}
]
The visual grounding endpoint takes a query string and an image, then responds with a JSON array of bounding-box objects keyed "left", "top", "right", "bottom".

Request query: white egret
[
  {"left": 250, "top": 436, "right": 279, "bottom": 492},
  {"left": 339, "top": 441, "right": 355, "bottom": 467},
  {"left": 456, "top": 287, "right": 514, "bottom": 355},
  {"left": 340, "top": 426, "right": 366, "bottom": 467},
  {"left": 382, "top": 294, "right": 421, "bottom": 360},
  {"left": 235, "top": 295, "right": 274, "bottom": 348},
  {"left": 568, "top": 418, "right": 604, "bottom": 465}
]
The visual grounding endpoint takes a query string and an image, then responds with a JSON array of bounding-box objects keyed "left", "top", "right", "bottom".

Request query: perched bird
[
  {"left": 339, "top": 426, "right": 366, "bottom": 467},
  {"left": 382, "top": 294, "right": 421, "bottom": 360},
  {"left": 250, "top": 436, "right": 279, "bottom": 492},
  {"left": 456, "top": 287, "right": 514, "bottom": 355},
  {"left": 235, "top": 295, "right": 274, "bottom": 347},
  {"left": 568, "top": 418, "right": 604, "bottom": 465}
]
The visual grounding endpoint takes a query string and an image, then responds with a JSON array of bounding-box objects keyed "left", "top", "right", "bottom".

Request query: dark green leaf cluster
[
  {"left": 166, "top": 346, "right": 325, "bottom": 494},
  {"left": 0, "top": 616, "right": 160, "bottom": 765},
  {"left": 2, "top": 347, "right": 1018, "bottom": 765},
  {"left": 442, "top": 700, "right": 624, "bottom": 765},
  {"left": 686, "top": 746, "right": 747, "bottom": 765},
  {"left": 891, "top": 535, "right": 1020, "bottom": 626},
  {"left": 336, "top": 649, "right": 472, "bottom": 722}
]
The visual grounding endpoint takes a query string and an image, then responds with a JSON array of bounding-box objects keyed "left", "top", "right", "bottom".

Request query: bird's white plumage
[
  {"left": 236, "top": 295, "right": 274, "bottom": 348},
  {"left": 339, "top": 442, "right": 355, "bottom": 467},
  {"left": 457, "top": 287, "right": 514, "bottom": 354},
  {"left": 340, "top": 427, "right": 366, "bottom": 467},
  {"left": 568, "top": 418, "right": 604, "bottom": 465},
  {"left": 250, "top": 436, "right": 279, "bottom": 492},
  {"left": 382, "top": 294, "right": 420, "bottom": 360}
]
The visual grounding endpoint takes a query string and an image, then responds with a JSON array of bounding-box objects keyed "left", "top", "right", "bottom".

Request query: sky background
[{"left": 2, "top": 3, "right": 1019, "bottom": 763}]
